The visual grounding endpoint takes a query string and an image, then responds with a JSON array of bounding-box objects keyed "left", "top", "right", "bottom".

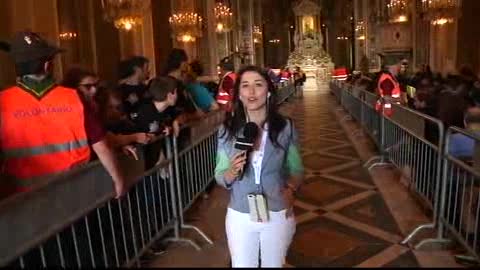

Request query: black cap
[
  {"left": 8, "top": 31, "right": 64, "bottom": 63},
  {"left": 219, "top": 56, "right": 234, "bottom": 71}
]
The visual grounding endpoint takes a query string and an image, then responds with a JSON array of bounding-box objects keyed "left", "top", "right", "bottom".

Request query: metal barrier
[
  {"left": 170, "top": 112, "right": 224, "bottom": 250},
  {"left": 0, "top": 137, "right": 178, "bottom": 268},
  {"left": 276, "top": 83, "right": 296, "bottom": 104},
  {"left": 0, "top": 83, "right": 298, "bottom": 268},
  {"left": 435, "top": 127, "right": 480, "bottom": 262},
  {"left": 381, "top": 105, "right": 446, "bottom": 248},
  {"left": 329, "top": 81, "right": 342, "bottom": 104},
  {"left": 329, "top": 84, "right": 449, "bottom": 250},
  {"left": 360, "top": 91, "right": 382, "bottom": 148},
  {"left": 340, "top": 87, "right": 362, "bottom": 123}
]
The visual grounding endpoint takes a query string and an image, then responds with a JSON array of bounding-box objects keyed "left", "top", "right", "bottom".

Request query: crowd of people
[
  {"left": 0, "top": 31, "right": 306, "bottom": 201},
  {"left": 0, "top": 31, "right": 308, "bottom": 268},
  {"left": 0, "top": 31, "right": 238, "bottom": 201},
  {"left": 345, "top": 61, "right": 480, "bottom": 160}
]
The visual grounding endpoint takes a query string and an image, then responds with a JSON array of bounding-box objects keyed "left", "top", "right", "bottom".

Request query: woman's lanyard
[{"left": 251, "top": 126, "right": 268, "bottom": 194}]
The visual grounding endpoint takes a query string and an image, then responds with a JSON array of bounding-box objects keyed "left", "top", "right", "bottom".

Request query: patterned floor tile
[
  {"left": 297, "top": 176, "right": 366, "bottom": 207},
  {"left": 302, "top": 153, "right": 350, "bottom": 171},
  {"left": 331, "top": 164, "right": 375, "bottom": 185},
  {"left": 337, "top": 193, "right": 403, "bottom": 235},
  {"left": 287, "top": 216, "right": 390, "bottom": 267}
]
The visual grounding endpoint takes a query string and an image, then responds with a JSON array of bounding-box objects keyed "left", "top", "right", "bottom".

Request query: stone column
[
  {"left": 429, "top": 21, "right": 458, "bottom": 75},
  {"left": 198, "top": 0, "right": 219, "bottom": 78},
  {"left": 232, "top": 0, "right": 254, "bottom": 68},
  {"left": 253, "top": 0, "right": 264, "bottom": 67},
  {"left": 152, "top": 0, "right": 173, "bottom": 75},
  {"left": 0, "top": 0, "right": 15, "bottom": 88},
  {"left": 456, "top": 0, "right": 480, "bottom": 73},
  {"left": 90, "top": 0, "right": 122, "bottom": 81}
]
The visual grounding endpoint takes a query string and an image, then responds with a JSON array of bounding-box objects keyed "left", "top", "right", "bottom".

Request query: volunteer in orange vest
[
  {"left": 0, "top": 31, "right": 127, "bottom": 200},
  {"left": 216, "top": 57, "right": 237, "bottom": 112},
  {"left": 375, "top": 64, "right": 401, "bottom": 116}
]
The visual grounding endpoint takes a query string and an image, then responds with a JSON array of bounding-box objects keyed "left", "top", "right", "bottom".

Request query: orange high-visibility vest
[
  {"left": 216, "top": 72, "right": 237, "bottom": 112},
  {"left": 377, "top": 73, "right": 401, "bottom": 98},
  {"left": 0, "top": 85, "right": 91, "bottom": 196}
]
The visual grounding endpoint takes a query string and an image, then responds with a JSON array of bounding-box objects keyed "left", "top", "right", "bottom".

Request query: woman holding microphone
[{"left": 215, "top": 66, "right": 304, "bottom": 267}]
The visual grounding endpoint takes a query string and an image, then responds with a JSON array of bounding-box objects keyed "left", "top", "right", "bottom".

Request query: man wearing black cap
[{"left": 0, "top": 31, "right": 127, "bottom": 199}]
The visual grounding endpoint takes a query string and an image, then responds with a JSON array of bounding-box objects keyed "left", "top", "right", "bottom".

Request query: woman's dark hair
[
  {"left": 163, "top": 48, "right": 188, "bottom": 75},
  {"left": 222, "top": 65, "right": 288, "bottom": 149},
  {"left": 118, "top": 56, "right": 149, "bottom": 80},
  {"left": 61, "top": 66, "right": 96, "bottom": 89}
]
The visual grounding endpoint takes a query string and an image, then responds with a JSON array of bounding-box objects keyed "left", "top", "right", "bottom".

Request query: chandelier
[
  {"left": 387, "top": 0, "right": 409, "bottom": 23},
  {"left": 101, "top": 0, "right": 149, "bottom": 31},
  {"left": 214, "top": 2, "right": 233, "bottom": 33},
  {"left": 421, "top": 0, "right": 462, "bottom": 25},
  {"left": 169, "top": 12, "right": 203, "bottom": 43},
  {"left": 253, "top": 25, "right": 262, "bottom": 44},
  {"left": 355, "top": 21, "right": 365, "bottom": 40}
]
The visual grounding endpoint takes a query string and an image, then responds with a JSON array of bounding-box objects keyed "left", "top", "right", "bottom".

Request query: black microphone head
[{"left": 243, "top": 122, "right": 259, "bottom": 142}]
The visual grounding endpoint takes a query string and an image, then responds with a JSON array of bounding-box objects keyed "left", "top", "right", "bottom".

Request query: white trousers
[{"left": 225, "top": 208, "right": 296, "bottom": 268}]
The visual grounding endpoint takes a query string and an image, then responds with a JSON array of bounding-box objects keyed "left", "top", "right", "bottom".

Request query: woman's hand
[
  {"left": 282, "top": 184, "right": 297, "bottom": 218},
  {"left": 224, "top": 152, "right": 247, "bottom": 183}
]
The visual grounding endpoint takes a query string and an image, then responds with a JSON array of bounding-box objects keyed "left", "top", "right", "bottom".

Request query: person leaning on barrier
[
  {"left": 185, "top": 60, "right": 220, "bottom": 113},
  {"left": 449, "top": 107, "right": 480, "bottom": 160},
  {"left": 62, "top": 66, "right": 152, "bottom": 158},
  {"left": 117, "top": 56, "right": 151, "bottom": 121},
  {"left": 215, "top": 66, "right": 304, "bottom": 267},
  {"left": 134, "top": 77, "right": 179, "bottom": 170},
  {"left": 163, "top": 48, "right": 205, "bottom": 128},
  {"left": 0, "top": 31, "right": 128, "bottom": 200}
]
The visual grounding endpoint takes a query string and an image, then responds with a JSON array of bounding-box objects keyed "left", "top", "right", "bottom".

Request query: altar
[{"left": 287, "top": 0, "right": 334, "bottom": 84}]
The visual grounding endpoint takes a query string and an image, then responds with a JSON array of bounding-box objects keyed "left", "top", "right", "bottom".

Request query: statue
[{"left": 287, "top": 0, "right": 334, "bottom": 84}]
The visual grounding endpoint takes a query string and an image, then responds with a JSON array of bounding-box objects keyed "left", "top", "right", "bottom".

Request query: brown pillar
[
  {"left": 151, "top": 0, "right": 173, "bottom": 75},
  {"left": 90, "top": 0, "right": 121, "bottom": 82},
  {"left": 456, "top": 0, "right": 480, "bottom": 73},
  {"left": 0, "top": 0, "right": 15, "bottom": 88}
]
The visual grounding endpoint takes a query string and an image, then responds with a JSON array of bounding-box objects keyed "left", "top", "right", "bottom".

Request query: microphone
[{"left": 234, "top": 122, "right": 259, "bottom": 180}]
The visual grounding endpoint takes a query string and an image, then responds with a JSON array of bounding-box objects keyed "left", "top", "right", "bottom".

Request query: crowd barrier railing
[
  {"left": 276, "top": 83, "right": 296, "bottom": 105},
  {"left": 436, "top": 127, "right": 480, "bottom": 263},
  {"left": 330, "top": 84, "right": 480, "bottom": 262},
  {"left": 0, "top": 82, "right": 298, "bottom": 268},
  {"left": 360, "top": 90, "right": 382, "bottom": 148},
  {"left": 0, "top": 137, "right": 175, "bottom": 268},
  {"left": 383, "top": 104, "right": 445, "bottom": 248}
]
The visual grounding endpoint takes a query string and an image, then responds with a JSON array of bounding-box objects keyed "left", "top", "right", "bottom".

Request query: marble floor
[{"left": 148, "top": 82, "right": 462, "bottom": 268}]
